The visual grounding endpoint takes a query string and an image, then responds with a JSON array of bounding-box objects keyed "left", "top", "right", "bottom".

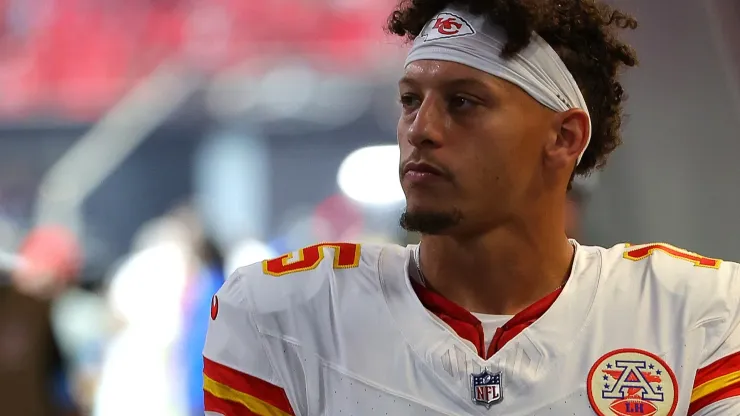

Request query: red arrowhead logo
[
  {"left": 422, "top": 13, "right": 475, "bottom": 42},
  {"left": 210, "top": 295, "right": 219, "bottom": 320}
]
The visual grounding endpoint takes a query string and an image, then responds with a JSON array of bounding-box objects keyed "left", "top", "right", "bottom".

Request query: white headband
[{"left": 405, "top": 7, "right": 592, "bottom": 165}]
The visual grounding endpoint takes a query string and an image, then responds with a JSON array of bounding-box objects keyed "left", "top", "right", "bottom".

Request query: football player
[{"left": 203, "top": 1, "right": 740, "bottom": 415}]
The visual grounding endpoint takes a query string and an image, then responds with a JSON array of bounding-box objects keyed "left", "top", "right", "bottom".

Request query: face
[{"left": 397, "top": 60, "right": 560, "bottom": 235}]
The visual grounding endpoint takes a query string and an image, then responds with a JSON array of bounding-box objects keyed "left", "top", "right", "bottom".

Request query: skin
[
  {"left": 397, "top": 60, "right": 591, "bottom": 315},
  {"left": 565, "top": 193, "right": 584, "bottom": 240}
]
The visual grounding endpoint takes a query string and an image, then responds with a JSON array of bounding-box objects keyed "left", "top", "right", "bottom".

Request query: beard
[{"left": 399, "top": 208, "right": 462, "bottom": 235}]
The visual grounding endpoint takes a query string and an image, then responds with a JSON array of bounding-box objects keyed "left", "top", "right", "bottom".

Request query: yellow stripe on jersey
[
  {"left": 203, "top": 374, "right": 293, "bottom": 416},
  {"left": 691, "top": 369, "right": 740, "bottom": 403}
]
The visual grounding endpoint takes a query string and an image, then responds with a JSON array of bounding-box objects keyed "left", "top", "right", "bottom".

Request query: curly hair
[{"left": 387, "top": 0, "right": 638, "bottom": 179}]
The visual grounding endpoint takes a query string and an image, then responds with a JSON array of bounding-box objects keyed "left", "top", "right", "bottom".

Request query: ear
[{"left": 544, "top": 109, "right": 591, "bottom": 170}]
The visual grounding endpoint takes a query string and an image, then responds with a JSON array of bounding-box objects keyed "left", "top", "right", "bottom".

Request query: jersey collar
[
  {"left": 379, "top": 241, "right": 601, "bottom": 363},
  {"left": 411, "top": 278, "right": 564, "bottom": 359}
]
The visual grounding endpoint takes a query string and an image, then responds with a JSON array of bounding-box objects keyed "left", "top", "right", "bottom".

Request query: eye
[
  {"left": 448, "top": 95, "right": 477, "bottom": 110},
  {"left": 399, "top": 93, "right": 421, "bottom": 111}
]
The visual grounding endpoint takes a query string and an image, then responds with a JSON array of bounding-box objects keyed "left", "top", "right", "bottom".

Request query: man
[{"left": 203, "top": 1, "right": 740, "bottom": 415}]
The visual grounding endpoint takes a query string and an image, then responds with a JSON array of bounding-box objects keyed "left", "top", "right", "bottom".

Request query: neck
[{"left": 417, "top": 208, "right": 574, "bottom": 316}]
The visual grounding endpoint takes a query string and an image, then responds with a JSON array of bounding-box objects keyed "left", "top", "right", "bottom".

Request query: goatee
[{"left": 400, "top": 209, "right": 462, "bottom": 234}]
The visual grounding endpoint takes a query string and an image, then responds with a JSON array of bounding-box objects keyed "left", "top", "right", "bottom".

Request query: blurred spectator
[
  {"left": 179, "top": 237, "right": 225, "bottom": 416},
  {"left": 94, "top": 212, "right": 193, "bottom": 416},
  {"left": 0, "top": 271, "right": 79, "bottom": 416}
]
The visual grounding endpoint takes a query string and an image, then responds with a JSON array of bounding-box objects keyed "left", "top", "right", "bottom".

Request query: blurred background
[{"left": 0, "top": 0, "right": 737, "bottom": 415}]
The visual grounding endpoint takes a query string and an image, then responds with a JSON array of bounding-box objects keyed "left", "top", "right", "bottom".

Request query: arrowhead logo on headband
[{"left": 422, "top": 12, "right": 476, "bottom": 42}]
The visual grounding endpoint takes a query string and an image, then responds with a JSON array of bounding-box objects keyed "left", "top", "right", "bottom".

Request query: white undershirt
[{"left": 471, "top": 312, "right": 513, "bottom": 349}]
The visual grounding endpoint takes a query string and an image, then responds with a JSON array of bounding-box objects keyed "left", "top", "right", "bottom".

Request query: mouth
[
  {"left": 403, "top": 162, "right": 444, "bottom": 177},
  {"left": 402, "top": 161, "right": 448, "bottom": 184}
]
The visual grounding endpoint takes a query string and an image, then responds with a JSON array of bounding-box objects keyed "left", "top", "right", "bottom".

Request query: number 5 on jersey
[{"left": 262, "top": 242, "right": 361, "bottom": 277}]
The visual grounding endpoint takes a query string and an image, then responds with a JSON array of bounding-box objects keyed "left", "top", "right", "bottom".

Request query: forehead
[{"left": 400, "top": 60, "right": 509, "bottom": 92}]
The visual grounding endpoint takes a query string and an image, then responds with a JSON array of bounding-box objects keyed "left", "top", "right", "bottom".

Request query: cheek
[
  {"left": 459, "top": 144, "right": 506, "bottom": 192},
  {"left": 468, "top": 131, "right": 516, "bottom": 181},
  {"left": 397, "top": 133, "right": 412, "bottom": 161},
  {"left": 397, "top": 118, "right": 410, "bottom": 147}
]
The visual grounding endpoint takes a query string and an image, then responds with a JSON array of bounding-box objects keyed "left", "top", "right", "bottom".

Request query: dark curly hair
[{"left": 387, "top": 0, "right": 638, "bottom": 179}]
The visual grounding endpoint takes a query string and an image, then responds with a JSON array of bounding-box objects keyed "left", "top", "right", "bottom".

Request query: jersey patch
[
  {"left": 587, "top": 349, "right": 678, "bottom": 416},
  {"left": 470, "top": 369, "right": 503, "bottom": 408}
]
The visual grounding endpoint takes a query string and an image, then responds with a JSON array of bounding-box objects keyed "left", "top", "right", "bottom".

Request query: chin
[{"left": 404, "top": 193, "right": 450, "bottom": 212}]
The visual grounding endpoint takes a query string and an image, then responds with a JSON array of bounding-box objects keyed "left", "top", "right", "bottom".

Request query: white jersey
[{"left": 203, "top": 241, "right": 740, "bottom": 416}]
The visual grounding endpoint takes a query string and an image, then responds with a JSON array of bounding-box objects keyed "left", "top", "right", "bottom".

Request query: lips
[{"left": 403, "top": 161, "right": 444, "bottom": 176}]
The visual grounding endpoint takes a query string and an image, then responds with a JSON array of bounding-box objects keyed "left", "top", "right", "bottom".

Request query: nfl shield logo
[{"left": 470, "top": 370, "right": 503, "bottom": 408}]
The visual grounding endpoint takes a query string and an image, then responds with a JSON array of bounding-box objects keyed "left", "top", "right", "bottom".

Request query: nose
[{"left": 405, "top": 98, "right": 445, "bottom": 149}]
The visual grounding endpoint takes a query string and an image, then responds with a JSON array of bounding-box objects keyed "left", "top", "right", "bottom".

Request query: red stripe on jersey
[
  {"left": 693, "top": 350, "right": 740, "bottom": 387},
  {"left": 689, "top": 381, "right": 740, "bottom": 415},
  {"left": 203, "top": 356, "right": 295, "bottom": 415},
  {"left": 689, "top": 350, "right": 740, "bottom": 415}
]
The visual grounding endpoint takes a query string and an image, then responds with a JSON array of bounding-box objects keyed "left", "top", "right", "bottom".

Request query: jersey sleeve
[
  {"left": 689, "top": 262, "right": 740, "bottom": 415},
  {"left": 202, "top": 268, "right": 296, "bottom": 416}
]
